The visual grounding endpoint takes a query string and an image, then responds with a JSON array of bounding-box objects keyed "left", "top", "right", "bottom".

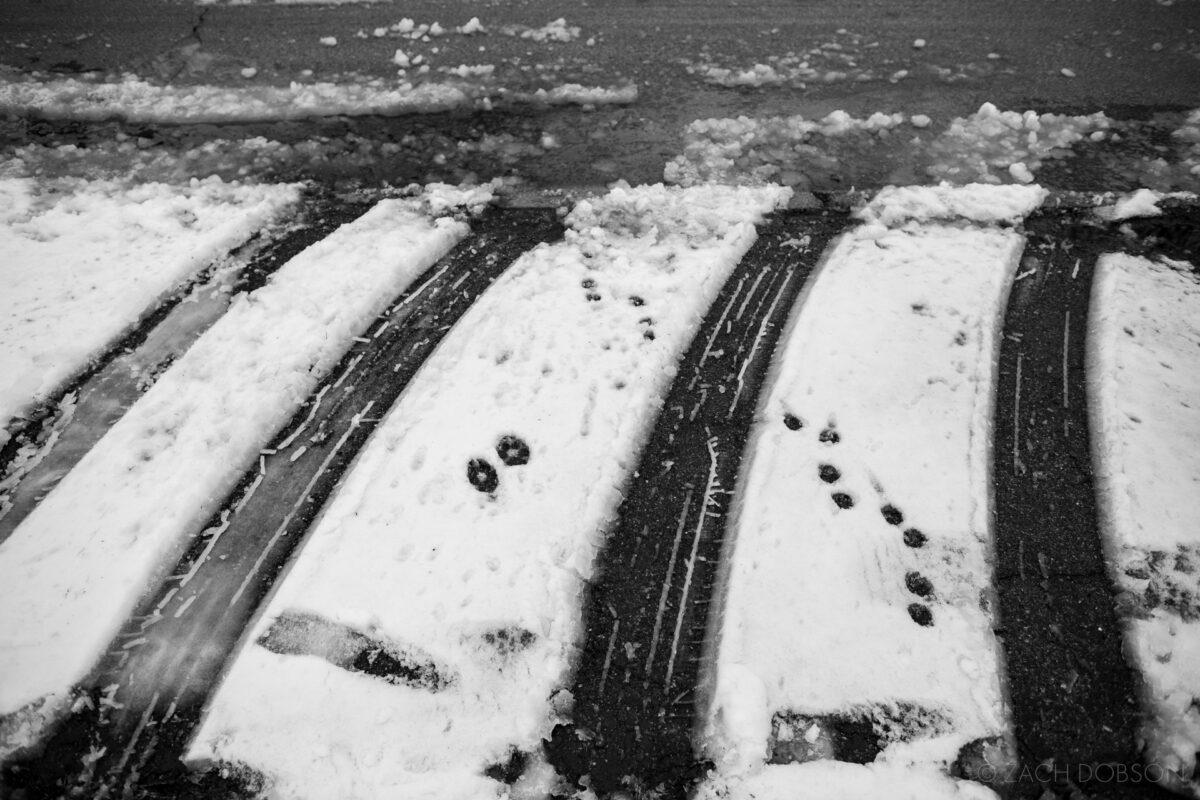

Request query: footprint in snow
[
  {"left": 798, "top": 415, "right": 940, "bottom": 626},
  {"left": 496, "top": 435, "right": 530, "bottom": 467},
  {"left": 468, "top": 458, "right": 499, "bottom": 494}
]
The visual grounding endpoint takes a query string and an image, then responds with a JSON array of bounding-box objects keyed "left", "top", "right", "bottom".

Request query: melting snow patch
[
  {"left": 188, "top": 183, "right": 790, "bottom": 799},
  {"left": 1094, "top": 189, "right": 1196, "bottom": 221},
  {"left": 927, "top": 103, "right": 1109, "bottom": 184},
  {"left": 665, "top": 111, "right": 906, "bottom": 187},
  {"left": 666, "top": 104, "right": 1107, "bottom": 189}
]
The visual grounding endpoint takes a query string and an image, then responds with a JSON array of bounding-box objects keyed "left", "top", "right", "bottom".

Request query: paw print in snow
[
  {"left": 467, "top": 458, "right": 499, "bottom": 494},
  {"left": 496, "top": 435, "right": 531, "bottom": 467},
  {"left": 468, "top": 435, "right": 532, "bottom": 494}
]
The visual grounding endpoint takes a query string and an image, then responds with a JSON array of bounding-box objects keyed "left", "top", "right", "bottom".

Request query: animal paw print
[
  {"left": 467, "top": 435, "right": 532, "bottom": 495},
  {"left": 784, "top": 411, "right": 937, "bottom": 627}
]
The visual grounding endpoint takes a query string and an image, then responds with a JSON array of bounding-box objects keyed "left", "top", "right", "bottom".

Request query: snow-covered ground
[
  {"left": 0, "top": 185, "right": 488, "bottom": 755},
  {"left": 698, "top": 185, "right": 1047, "bottom": 799},
  {"left": 187, "top": 183, "right": 791, "bottom": 799},
  {"left": 0, "top": 177, "right": 298, "bottom": 447},
  {"left": 1089, "top": 237, "right": 1200, "bottom": 793}
]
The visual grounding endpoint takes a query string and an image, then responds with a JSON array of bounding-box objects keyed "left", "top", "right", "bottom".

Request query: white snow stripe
[
  {"left": 0, "top": 189, "right": 480, "bottom": 724},
  {"left": 665, "top": 435, "right": 721, "bottom": 692},
  {"left": 0, "top": 177, "right": 299, "bottom": 446},
  {"left": 648, "top": 487, "right": 696, "bottom": 676},
  {"left": 705, "top": 202, "right": 1027, "bottom": 790},
  {"left": 1088, "top": 252, "right": 1200, "bottom": 791}
]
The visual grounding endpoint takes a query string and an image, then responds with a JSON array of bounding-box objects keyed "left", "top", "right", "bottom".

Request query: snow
[
  {"left": 1094, "top": 189, "right": 1198, "bottom": 221},
  {"left": 0, "top": 73, "right": 635, "bottom": 124},
  {"left": 0, "top": 177, "right": 299, "bottom": 448},
  {"left": 697, "top": 761, "right": 998, "bottom": 800},
  {"left": 1088, "top": 251, "right": 1200, "bottom": 791},
  {"left": 502, "top": 19, "right": 581, "bottom": 43},
  {"left": 0, "top": 185, "right": 486, "bottom": 746},
  {"left": 188, "top": 183, "right": 791, "bottom": 799},
  {"left": 1107, "top": 188, "right": 1166, "bottom": 219},
  {"left": 926, "top": 103, "right": 1109, "bottom": 184},
  {"left": 458, "top": 17, "right": 486, "bottom": 35},
  {"left": 665, "top": 111, "right": 907, "bottom": 187},
  {"left": 702, "top": 186, "right": 1035, "bottom": 797},
  {"left": 856, "top": 183, "right": 1048, "bottom": 227},
  {"left": 666, "top": 104, "right": 1108, "bottom": 188}
]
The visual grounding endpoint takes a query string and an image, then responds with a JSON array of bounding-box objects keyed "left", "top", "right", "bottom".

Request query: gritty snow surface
[
  {"left": 1089, "top": 250, "right": 1200, "bottom": 792},
  {"left": 0, "top": 186, "right": 484, "bottom": 753},
  {"left": 0, "top": 177, "right": 298, "bottom": 446},
  {"left": 0, "top": 73, "right": 635, "bottom": 123},
  {"left": 701, "top": 185, "right": 1036, "bottom": 798},
  {"left": 188, "top": 183, "right": 791, "bottom": 800}
]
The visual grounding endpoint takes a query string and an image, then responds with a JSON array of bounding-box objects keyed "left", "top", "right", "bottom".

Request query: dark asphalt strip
[
  {"left": 0, "top": 196, "right": 372, "bottom": 547},
  {"left": 1, "top": 209, "right": 563, "bottom": 800},
  {"left": 992, "top": 213, "right": 1176, "bottom": 800},
  {"left": 546, "top": 211, "right": 848, "bottom": 798}
]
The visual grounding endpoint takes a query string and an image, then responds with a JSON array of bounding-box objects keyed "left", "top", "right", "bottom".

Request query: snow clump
[
  {"left": 855, "top": 183, "right": 1049, "bottom": 227},
  {"left": 926, "top": 103, "right": 1109, "bottom": 184}
]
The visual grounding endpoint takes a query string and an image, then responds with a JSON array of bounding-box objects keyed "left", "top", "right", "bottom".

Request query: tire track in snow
[
  {"left": 0, "top": 196, "right": 372, "bottom": 545},
  {"left": 547, "top": 211, "right": 847, "bottom": 797},
  {"left": 993, "top": 213, "right": 1169, "bottom": 799},
  {"left": 3, "top": 209, "right": 563, "bottom": 800}
]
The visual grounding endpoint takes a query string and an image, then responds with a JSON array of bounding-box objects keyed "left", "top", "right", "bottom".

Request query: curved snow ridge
[
  {"left": 705, "top": 197, "right": 1024, "bottom": 797},
  {"left": 0, "top": 73, "right": 636, "bottom": 124},
  {"left": 1088, "top": 252, "right": 1200, "bottom": 792},
  {"left": 855, "top": 183, "right": 1049, "bottom": 227},
  {"left": 0, "top": 185, "right": 487, "bottom": 732},
  {"left": 0, "top": 176, "right": 301, "bottom": 446},
  {"left": 187, "top": 183, "right": 790, "bottom": 800}
]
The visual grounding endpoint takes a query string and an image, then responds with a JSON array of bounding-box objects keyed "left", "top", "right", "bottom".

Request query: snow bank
[
  {"left": 0, "top": 186, "right": 484, "bottom": 743},
  {"left": 0, "top": 177, "right": 299, "bottom": 445},
  {"left": 856, "top": 183, "right": 1048, "bottom": 227},
  {"left": 0, "top": 73, "right": 634, "bottom": 123},
  {"left": 704, "top": 191, "right": 1032, "bottom": 793},
  {"left": 1088, "top": 252, "right": 1200, "bottom": 791},
  {"left": 189, "top": 183, "right": 791, "bottom": 799}
]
